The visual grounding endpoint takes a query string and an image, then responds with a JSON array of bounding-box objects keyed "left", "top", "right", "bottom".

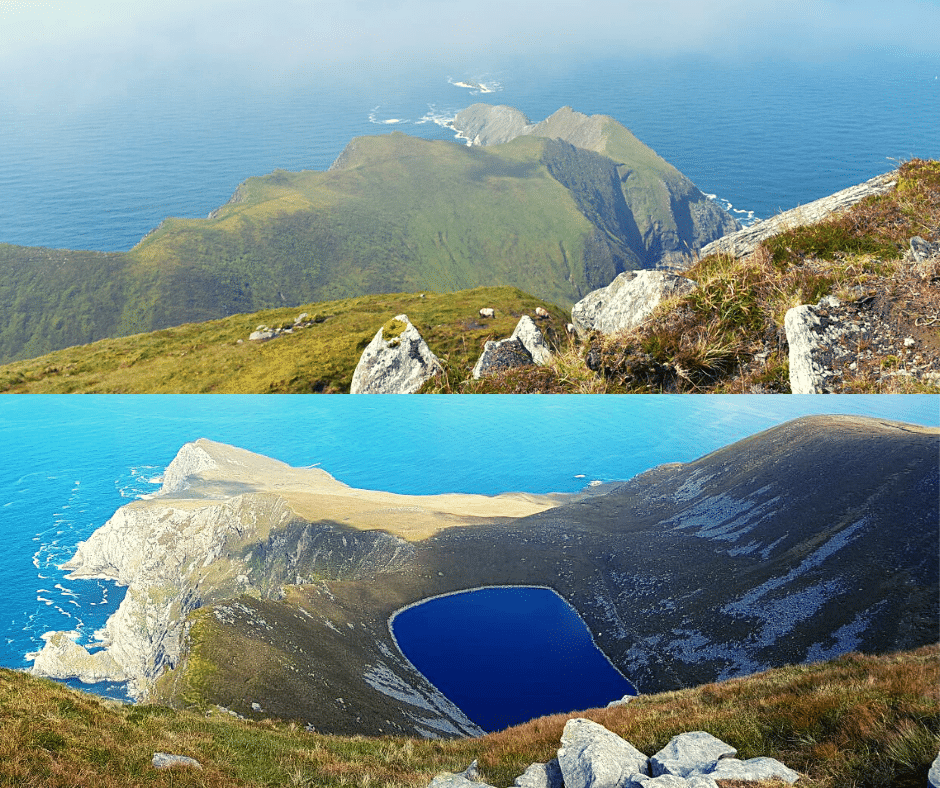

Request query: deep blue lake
[{"left": 391, "top": 586, "right": 636, "bottom": 732}]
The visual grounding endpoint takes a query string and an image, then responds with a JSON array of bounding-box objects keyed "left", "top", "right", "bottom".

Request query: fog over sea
[
  {"left": 0, "top": 395, "right": 936, "bottom": 700},
  {"left": 1, "top": 52, "right": 938, "bottom": 252}
]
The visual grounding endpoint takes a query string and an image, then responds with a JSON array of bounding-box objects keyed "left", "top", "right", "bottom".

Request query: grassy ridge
[
  {"left": 0, "top": 287, "right": 568, "bottom": 393},
  {"left": 0, "top": 113, "right": 736, "bottom": 366},
  {"left": 2, "top": 645, "right": 936, "bottom": 787}
]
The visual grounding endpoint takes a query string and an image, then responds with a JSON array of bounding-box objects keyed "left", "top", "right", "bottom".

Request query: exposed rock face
[
  {"left": 571, "top": 271, "right": 698, "bottom": 337},
  {"left": 929, "top": 751, "right": 940, "bottom": 788},
  {"left": 472, "top": 315, "right": 552, "bottom": 378},
  {"left": 700, "top": 171, "right": 898, "bottom": 259},
  {"left": 351, "top": 314, "right": 443, "bottom": 394},
  {"left": 557, "top": 718, "right": 650, "bottom": 788},
  {"left": 451, "top": 104, "right": 533, "bottom": 146}
]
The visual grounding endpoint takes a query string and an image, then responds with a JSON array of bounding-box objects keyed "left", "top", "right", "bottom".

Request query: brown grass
[{"left": 2, "top": 645, "right": 937, "bottom": 787}]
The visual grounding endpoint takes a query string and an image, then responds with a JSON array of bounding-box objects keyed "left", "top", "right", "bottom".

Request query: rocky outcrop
[
  {"left": 351, "top": 314, "right": 443, "bottom": 394},
  {"left": 558, "top": 718, "right": 651, "bottom": 788},
  {"left": 427, "top": 721, "right": 799, "bottom": 788},
  {"left": 649, "top": 732, "right": 736, "bottom": 779},
  {"left": 472, "top": 315, "right": 552, "bottom": 378},
  {"left": 929, "top": 751, "right": 940, "bottom": 788},
  {"left": 451, "top": 104, "right": 534, "bottom": 146},
  {"left": 784, "top": 288, "right": 940, "bottom": 393},
  {"left": 700, "top": 171, "right": 898, "bottom": 259},
  {"left": 571, "top": 271, "right": 697, "bottom": 337}
]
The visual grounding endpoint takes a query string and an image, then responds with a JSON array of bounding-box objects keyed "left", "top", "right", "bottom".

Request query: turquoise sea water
[
  {"left": 1, "top": 52, "right": 937, "bottom": 252},
  {"left": 0, "top": 395, "right": 936, "bottom": 698}
]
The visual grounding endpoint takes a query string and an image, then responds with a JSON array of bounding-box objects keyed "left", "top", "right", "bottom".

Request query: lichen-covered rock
[
  {"left": 571, "top": 271, "right": 697, "bottom": 337},
  {"left": 557, "top": 718, "right": 650, "bottom": 788},
  {"left": 472, "top": 338, "right": 534, "bottom": 379},
  {"left": 928, "top": 750, "right": 940, "bottom": 788},
  {"left": 650, "top": 731, "right": 736, "bottom": 778},
  {"left": 351, "top": 314, "right": 443, "bottom": 394},
  {"left": 471, "top": 316, "right": 552, "bottom": 378}
]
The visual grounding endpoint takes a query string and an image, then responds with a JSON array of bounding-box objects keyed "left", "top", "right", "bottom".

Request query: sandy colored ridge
[{"left": 144, "top": 437, "right": 565, "bottom": 541}]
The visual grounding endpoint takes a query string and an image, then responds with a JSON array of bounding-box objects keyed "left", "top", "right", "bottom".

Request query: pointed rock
[
  {"left": 571, "top": 271, "right": 697, "bottom": 337},
  {"left": 557, "top": 718, "right": 650, "bottom": 788},
  {"left": 351, "top": 315, "right": 443, "bottom": 394},
  {"left": 512, "top": 315, "right": 553, "bottom": 365}
]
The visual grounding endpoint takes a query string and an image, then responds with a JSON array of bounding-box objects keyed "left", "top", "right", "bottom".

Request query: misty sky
[{"left": 2, "top": 0, "right": 938, "bottom": 107}]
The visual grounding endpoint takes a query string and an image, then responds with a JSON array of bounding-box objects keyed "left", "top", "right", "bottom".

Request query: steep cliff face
[{"left": 451, "top": 104, "right": 740, "bottom": 269}]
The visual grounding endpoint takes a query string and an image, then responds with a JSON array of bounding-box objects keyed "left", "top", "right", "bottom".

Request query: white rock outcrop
[
  {"left": 650, "top": 731, "right": 736, "bottom": 778},
  {"left": 571, "top": 271, "right": 697, "bottom": 337},
  {"left": 784, "top": 296, "right": 845, "bottom": 394},
  {"left": 351, "top": 314, "right": 443, "bottom": 394},
  {"left": 557, "top": 717, "right": 650, "bottom": 788}
]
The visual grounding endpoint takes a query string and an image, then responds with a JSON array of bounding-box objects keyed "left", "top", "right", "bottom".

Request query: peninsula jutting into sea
[{"left": 28, "top": 416, "right": 939, "bottom": 736}]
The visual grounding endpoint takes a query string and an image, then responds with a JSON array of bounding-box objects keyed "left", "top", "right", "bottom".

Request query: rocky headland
[{"left": 30, "top": 416, "right": 939, "bottom": 738}]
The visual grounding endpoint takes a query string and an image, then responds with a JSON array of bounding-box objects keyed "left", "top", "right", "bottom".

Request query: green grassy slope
[
  {"left": 0, "top": 114, "right": 737, "bottom": 366},
  {"left": 0, "top": 287, "right": 567, "bottom": 393},
  {"left": 2, "top": 646, "right": 937, "bottom": 787}
]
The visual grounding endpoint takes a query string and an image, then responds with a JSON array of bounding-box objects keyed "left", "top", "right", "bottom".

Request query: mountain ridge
[
  {"left": 28, "top": 415, "right": 939, "bottom": 737},
  {"left": 0, "top": 106, "right": 736, "bottom": 365}
]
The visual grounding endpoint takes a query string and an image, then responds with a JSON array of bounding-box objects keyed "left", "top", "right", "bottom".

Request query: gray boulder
[
  {"left": 472, "top": 316, "right": 552, "bottom": 379},
  {"left": 351, "top": 314, "right": 443, "bottom": 394},
  {"left": 626, "top": 775, "right": 718, "bottom": 788},
  {"left": 929, "top": 751, "right": 940, "bottom": 788},
  {"left": 704, "top": 756, "right": 800, "bottom": 784},
  {"left": 650, "top": 732, "right": 736, "bottom": 778},
  {"left": 557, "top": 717, "right": 650, "bottom": 788},
  {"left": 429, "top": 761, "right": 496, "bottom": 788},
  {"left": 571, "top": 271, "right": 697, "bottom": 337},
  {"left": 514, "top": 758, "right": 564, "bottom": 788},
  {"left": 152, "top": 752, "right": 202, "bottom": 770}
]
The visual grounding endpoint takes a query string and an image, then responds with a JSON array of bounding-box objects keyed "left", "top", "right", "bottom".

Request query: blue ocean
[
  {"left": 0, "top": 395, "right": 936, "bottom": 703},
  {"left": 1, "top": 52, "right": 937, "bottom": 252}
]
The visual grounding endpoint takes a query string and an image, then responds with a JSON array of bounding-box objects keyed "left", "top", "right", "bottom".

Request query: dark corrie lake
[{"left": 390, "top": 586, "right": 636, "bottom": 732}]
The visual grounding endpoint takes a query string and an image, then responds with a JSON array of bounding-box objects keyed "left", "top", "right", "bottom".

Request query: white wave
[
  {"left": 417, "top": 105, "right": 457, "bottom": 130},
  {"left": 37, "top": 596, "right": 54, "bottom": 606},
  {"left": 55, "top": 583, "right": 79, "bottom": 598},
  {"left": 368, "top": 106, "right": 409, "bottom": 126},
  {"left": 709, "top": 193, "right": 759, "bottom": 227}
]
